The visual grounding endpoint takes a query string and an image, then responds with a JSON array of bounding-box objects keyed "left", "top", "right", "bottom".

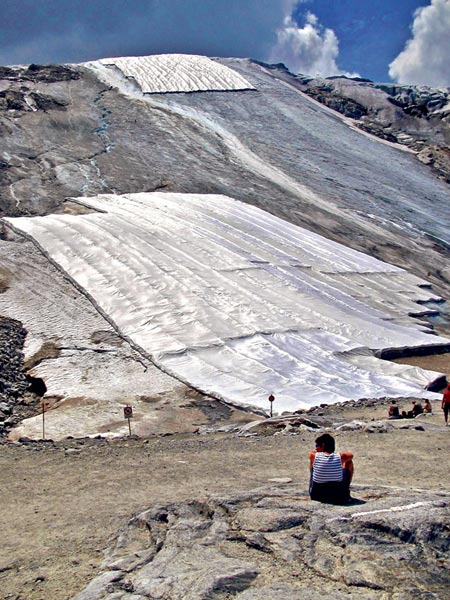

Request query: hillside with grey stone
[
  {"left": 1, "top": 59, "right": 450, "bottom": 292},
  {"left": 1, "top": 56, "right": 450, "bottom": 440},
  {"left": 293, "top": 71, "right": 450, "bottom": 184},
  {"left": 1, "top": 54, "right": 450, "bottom": 600}
]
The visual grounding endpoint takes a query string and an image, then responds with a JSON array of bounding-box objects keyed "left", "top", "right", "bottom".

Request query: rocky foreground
[
  {"left": 71, "top": 412, "right": 449, "bottom": 600},
  {"left": 75, "top": 483, "right": 449, "bottom": 600},
  {"left": 1, "top": 399, "right": 448, "bottom": 600}
]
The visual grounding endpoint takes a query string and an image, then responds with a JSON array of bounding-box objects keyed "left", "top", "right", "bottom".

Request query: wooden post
[{"left": 41, "top": 399, "right": 46, "bottom": 440}]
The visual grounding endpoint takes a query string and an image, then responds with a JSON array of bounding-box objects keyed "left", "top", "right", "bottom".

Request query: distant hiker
[
  {"left": 423, "top": 399, "right": 432, "bottom": 414},
  {"left": 442, "top": 384, "right": 450, "bottom": 426},
  {"left": 388, "top": 400, "right": 400, "bottom": 419},
  {"left": 309, "top": 433, "right": 353, "bottom": 505}
]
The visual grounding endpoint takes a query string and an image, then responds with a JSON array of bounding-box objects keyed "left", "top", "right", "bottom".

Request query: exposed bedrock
[
  {"left": 294, "top": 73, "right": 450, "bottom": 184},
  {"left": 74, "top": 484, "right": 450, "bottom": 600},
  {"left": 0, "top": 63, "right": 81, "bottom": 83}
]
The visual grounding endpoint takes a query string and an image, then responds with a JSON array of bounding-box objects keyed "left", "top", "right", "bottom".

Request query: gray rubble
[{"left": 0, "top": 316, "right": 27, "bottom": 403}]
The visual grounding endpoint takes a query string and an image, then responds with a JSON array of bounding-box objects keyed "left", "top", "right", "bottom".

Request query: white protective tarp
[
  {"left": 90, "top": 54, "right": 255, "bottom": 94},
  {"left": 7, "top": 192, "right": 448, "bottom": 412}
]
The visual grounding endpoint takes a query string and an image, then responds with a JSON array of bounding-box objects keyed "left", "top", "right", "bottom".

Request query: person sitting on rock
[
  {"left": 388, "top": 400, "right": 400, "bottom": 419},
  {"left": 408, "top": 401, "right": 423, "bottom": 418},
  {"left": 309, "top": 433, "right": 354, "bottom": 505},
  {"left": 423, "top": 399, "right": 432, "bottom": 414}
]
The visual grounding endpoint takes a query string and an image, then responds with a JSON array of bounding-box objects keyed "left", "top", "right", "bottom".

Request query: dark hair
[{"left": 315, "top": 433, "right": 335, "bottom": 453}]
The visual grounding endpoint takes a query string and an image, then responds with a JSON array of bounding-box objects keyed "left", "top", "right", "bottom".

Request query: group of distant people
[
  {"left": 387, "top": 399, "right": 431, "bottom": 419},
  {"left": 387, "top": 385, "right": 450, "bottom": 424},
  {"left": 308, "top": 385, "right": 450, "bottom": 506}
]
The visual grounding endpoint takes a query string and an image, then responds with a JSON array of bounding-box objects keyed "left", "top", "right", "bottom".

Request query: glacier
[
  {"left": 7, "top": 192, "right": 448, "bottom": 415},
  {"left": 3, "top": 54, "right": 450, "bottom": 439}
]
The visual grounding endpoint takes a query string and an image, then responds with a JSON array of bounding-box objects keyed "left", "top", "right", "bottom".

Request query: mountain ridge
[{"left": 291, "top": 69, "right": 450, "bottom": 184}]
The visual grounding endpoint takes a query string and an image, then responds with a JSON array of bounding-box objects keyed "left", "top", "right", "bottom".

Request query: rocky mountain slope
[
  {"left": 1, "top": 59, "right": 450, "bottom": 290},
  {"left": 293, "top": 70, "right": 450, "bottom": 184},
  {"left": 1, "top": 56, "right": 450, "bottom": 440}
]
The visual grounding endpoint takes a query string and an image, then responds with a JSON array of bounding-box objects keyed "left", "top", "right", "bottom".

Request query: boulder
[{"left": 73, "top": 485, "right": 450, "bottom": 599}]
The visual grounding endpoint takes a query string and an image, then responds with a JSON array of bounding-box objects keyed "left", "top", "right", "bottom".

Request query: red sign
[
  {"left": 268, "top": 394, "right": 275, "bottom": 402},
  {"left": 123, "top": 406, "right": 133, "bottom": 419}
]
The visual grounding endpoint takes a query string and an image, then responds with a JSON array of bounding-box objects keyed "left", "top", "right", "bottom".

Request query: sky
[{"left": 1, "top": 0, "right": 449, "bottom": 86}]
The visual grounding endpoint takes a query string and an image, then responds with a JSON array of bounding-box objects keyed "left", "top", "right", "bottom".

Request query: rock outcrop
[
  {"left": 74, "top": 483, "right": 450, "bottom": 600},
  {"left": 0, "top": 316, "right": 30, "bottom": 435},
  {"left": 294, "top": 74, "right": 450, "bottom": 184},
  {"left": 0, "top": 63, "right": 81, "bottom": 83}
]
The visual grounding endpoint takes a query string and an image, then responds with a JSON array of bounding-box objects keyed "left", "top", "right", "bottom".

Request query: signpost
[
  {"left": 41, "top": 398, "right": 46, "bottom": 440},
  {"left": 124, "top": 405, "right": 133, "bottom": 436},
  {"left": 268, "top": 394, "right": 275, "bottom": 418}
]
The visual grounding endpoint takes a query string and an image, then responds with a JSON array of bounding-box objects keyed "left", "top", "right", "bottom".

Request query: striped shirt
[{"left": 312, "top": 452, "right": 343, "bottom": 483}]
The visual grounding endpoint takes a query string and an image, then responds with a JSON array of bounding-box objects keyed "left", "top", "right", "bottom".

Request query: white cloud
[
  {"left": 389, "top": 0, "right": 450, "bottom": 87},
  {"left": 268, "top": 12, "right": 359, "bottom": 78}
]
